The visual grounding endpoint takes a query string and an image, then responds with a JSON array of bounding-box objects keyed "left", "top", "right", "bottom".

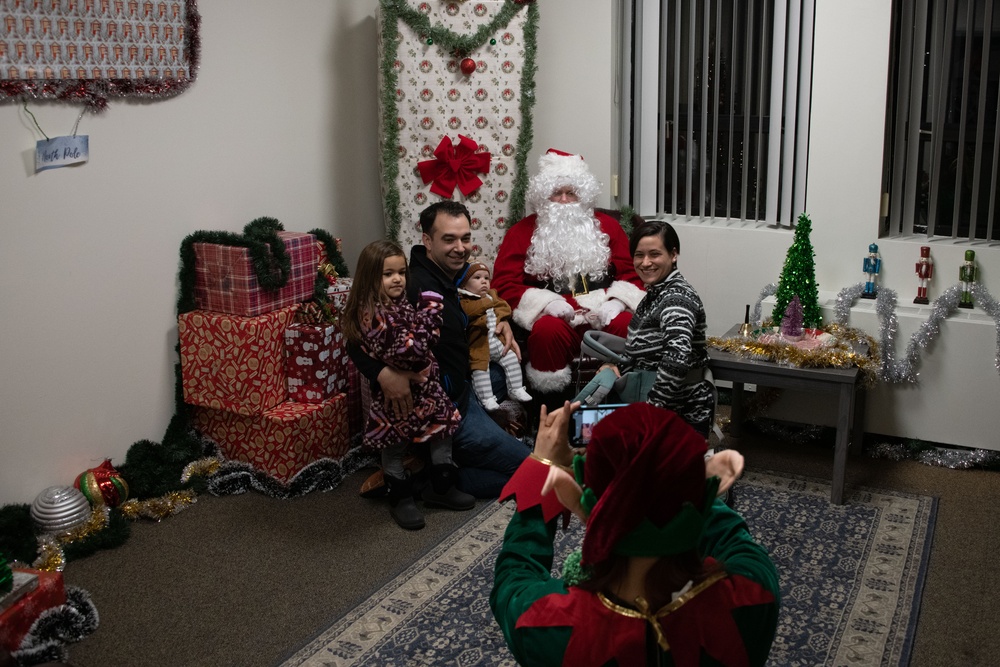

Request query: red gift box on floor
[
  {"left": 285, "top": 323, "right": 343, "bottom": 403},
  {"left": 194, "top": 231, "right": 318, "bottom": 317},
  {"left": 192, "top": 394, "right": 350, "bottom": 482},
  {"left": 179, "top": 305, "right": 297, "bottom": 416},
  {"left": 0, "top": 569, "right": 66, "bottom": 652}
]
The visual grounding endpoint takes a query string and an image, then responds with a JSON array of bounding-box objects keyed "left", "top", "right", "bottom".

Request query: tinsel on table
[
  {"left": 750, "top": 283, "right": 778, "bottom": 326},
  {"left": 707, "top": 325, "right": 879, "bottom": 387},
  {"left": 11, "top": 586, "right": 99, "bottom": 667}
]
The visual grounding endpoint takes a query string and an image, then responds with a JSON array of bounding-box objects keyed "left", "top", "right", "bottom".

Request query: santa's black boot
[
  {"left": 384, "top": 473, "right": 425, "bottom": 530},
  {"left": 422, "top": 464, "right": 475, "bottom": 511}
]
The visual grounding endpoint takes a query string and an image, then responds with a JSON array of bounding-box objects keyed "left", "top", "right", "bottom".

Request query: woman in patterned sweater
[{"left": 602, "top": 221, "right": 715, "bottom": 436}]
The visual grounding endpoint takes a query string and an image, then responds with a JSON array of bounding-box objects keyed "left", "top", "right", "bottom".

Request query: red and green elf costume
[{"left": 490, "top": 405, "right": 780, "bottom": 666}]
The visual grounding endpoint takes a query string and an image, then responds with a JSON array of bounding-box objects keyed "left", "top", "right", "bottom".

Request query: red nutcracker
[{"left": 914, "top": 246, "right": 933, "bottom": 304}]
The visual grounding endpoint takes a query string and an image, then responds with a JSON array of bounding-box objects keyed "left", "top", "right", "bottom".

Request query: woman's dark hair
[
  {"left": 418, "top": 201, "right": 472, "bottom": 235},
  {"left": 629, "top": 220, "right": 680, "bottom": 258}
]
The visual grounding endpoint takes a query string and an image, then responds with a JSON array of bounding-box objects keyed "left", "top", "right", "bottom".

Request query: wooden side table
[{"left": 708, "top": 325, "right": 868, "bottom": 504}]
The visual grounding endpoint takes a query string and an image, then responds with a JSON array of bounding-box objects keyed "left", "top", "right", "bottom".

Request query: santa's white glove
[
  {"left": 587, "top": 299, "right": 627, "bottom": 329},
  {"left": 542, "top": 299, "right": 575, "bottom": 322}
]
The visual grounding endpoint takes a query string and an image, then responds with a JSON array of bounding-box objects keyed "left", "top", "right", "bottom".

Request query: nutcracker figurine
[
  {"left": 862, "top": 243, "right": 881, "bottom": 299},
  {"left": 959, "top": 249, "right": 977, "bottom": 309},
  {"left": 914, "top": 246, "right": 933, "bottom": 305}
]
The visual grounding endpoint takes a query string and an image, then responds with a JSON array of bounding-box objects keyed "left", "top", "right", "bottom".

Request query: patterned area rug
[{"left": 280, "top": 470, "right": 936, "bottom": 667}]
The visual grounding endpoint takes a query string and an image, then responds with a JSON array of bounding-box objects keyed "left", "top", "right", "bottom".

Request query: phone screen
[{"left": 571, "top": 404, "right": 628, "bottom": 446}]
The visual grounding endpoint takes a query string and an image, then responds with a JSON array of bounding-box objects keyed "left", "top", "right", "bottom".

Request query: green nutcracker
[{"left": 959, "top": 250, "right": 976, "bottom": 309}]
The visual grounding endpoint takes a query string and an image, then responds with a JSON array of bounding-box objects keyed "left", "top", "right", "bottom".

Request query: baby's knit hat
[{"left": 459, "top": 262, "right": 491, "bottom": 289}]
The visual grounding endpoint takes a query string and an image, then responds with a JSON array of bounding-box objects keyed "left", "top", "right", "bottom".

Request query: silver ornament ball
[{"left": 30, "top": 485, "right": 92, "bottom": 534}]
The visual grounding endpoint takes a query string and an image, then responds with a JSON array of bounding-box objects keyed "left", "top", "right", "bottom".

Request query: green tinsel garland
[
  {"left": 176, "top": 216, "right": 290, "bottom": 315},
  {"left": 378, "top": 0, "right": 539, "bottom": 239}
]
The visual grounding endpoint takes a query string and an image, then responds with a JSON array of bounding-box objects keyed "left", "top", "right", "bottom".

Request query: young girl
[
  {"left": 458, "top": 262, "right": 534, "bottom": 411},
  {"left": 341, "top": 240, "right": 474, "bottom": 530}
]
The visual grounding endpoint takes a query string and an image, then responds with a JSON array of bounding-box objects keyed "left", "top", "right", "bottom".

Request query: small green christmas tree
[{"left": 772, "top": 213, "right": 822, "bottom": 328}]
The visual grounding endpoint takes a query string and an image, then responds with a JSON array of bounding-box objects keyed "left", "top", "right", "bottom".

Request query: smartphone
[{"left": 570, "top": 403, "right": 629, "bottom": 446}]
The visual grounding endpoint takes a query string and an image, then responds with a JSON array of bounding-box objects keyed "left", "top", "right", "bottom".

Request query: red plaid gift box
[
  {"left": 192, "top": 394, "right": 350, "bottom": 482},
  {"left": 0, "top": 569, "right": 66, "bottom": 652},
  {"left": 194, "top": 231, "right": 318, "bottom": 317},
  {"left": 325, "top": 277, "right": 353, "bottom": 316},
  {"left": 285, "top": 323, "right": 346, "bottom": 403},
  {"left": 179, "top": 305, "right": 297, "bottom": 416}
]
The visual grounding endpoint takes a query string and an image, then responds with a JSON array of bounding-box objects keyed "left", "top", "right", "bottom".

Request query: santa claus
[{"left": 492, "top": 150, "right": 644, "bottom": 394}]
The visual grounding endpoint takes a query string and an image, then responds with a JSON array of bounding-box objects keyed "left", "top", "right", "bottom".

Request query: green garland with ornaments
[{"left": 378, "top": 0, "right": 539, "bottom": 241}]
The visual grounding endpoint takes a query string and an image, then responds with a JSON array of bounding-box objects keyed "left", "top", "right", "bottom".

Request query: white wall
[
  {"left": 2, "top": 0, "right": 997, "bottom": 505},
  {"left": 0, "top": 1, "right": 385, "bottom": 506}
]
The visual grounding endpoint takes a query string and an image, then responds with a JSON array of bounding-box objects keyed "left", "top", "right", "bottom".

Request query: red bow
[{"left": 417, "top": 135, "right": 491, "bottom": 199}]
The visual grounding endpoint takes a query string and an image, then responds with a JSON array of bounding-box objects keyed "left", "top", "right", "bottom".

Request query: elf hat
[
  {"left": 580, "top": 403, "right": 713, "bottom": 566},
  {"left": 459, "top": 262, "right": 490, "bottom": 289}
]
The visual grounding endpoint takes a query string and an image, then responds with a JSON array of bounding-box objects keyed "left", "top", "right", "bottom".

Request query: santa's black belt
[{"left": 542, "top": 273, "right": 614, "bottom": 297}]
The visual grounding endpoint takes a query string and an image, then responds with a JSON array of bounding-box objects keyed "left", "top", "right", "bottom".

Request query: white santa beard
[{"left": 524, "top": 202, "right": 612, "bottom": 289}]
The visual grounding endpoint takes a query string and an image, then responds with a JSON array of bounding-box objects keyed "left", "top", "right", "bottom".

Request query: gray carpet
[
  {"left": 61, "top": 424, "right": 1000, "bottom": 667},
  {"left": 280, "top": 470, "right": 935, "bottom": 667}
]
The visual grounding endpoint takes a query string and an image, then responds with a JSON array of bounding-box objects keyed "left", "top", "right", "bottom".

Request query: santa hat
[
  {"left": 580, "top": 403, "right": 713, "bottom": 566},
  {"left": 527, "top": 148, "right": 602, "bottom": 211},
  {"left": 458, "top": 261, "right": 490, "bottom": 289},
  {"left": 536, "top": 148, "right": 592, "bottom": 180}
]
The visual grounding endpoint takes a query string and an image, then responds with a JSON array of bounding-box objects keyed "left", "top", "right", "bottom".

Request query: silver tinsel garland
[
  {"left": 750, "top": 283, "right": 778, "bottom": 326},
  {"left": 834, "top": 282, "right": 1000, "bottom": 382}
]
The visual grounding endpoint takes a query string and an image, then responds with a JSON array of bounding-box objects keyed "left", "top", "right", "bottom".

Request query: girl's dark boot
[
  {"left": 422, "top": 464, "right": 475, "bottom": 510},
  {"left": 384, "top": 473, "right": 425, "bottom": 530}
]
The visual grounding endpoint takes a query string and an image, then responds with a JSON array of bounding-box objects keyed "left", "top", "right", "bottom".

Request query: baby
[{"left": 458, "top": 262, "right": 533, "bottom": 411}]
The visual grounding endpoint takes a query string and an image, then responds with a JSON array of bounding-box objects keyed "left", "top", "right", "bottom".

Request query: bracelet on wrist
[{"left": 530, "top": 452, "right": 571, "bottom": 472}]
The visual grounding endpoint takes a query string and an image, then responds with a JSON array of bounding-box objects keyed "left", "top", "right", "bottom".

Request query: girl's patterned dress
[{"left": 361, "top": 294, "right": 461, "bottom": 449}]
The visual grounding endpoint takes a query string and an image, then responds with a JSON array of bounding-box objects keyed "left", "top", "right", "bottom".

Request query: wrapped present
[
  {"left": 194, "top": 231, "right": 318, "bottom": 317},
  {"left": 285, "top": 323, "right": 344, "bottom": 403},
  {"left": 325, "top": 277, "right": 353, "bottom": 316},
  {"left": 0, "top": 569, "right": 66, "bottom": 652},
  {"left": 193, "top": 394, "right": 351, "bottom": 482},
  {"left": 179, "top": 306, "right": 297, "bottom": 416}
]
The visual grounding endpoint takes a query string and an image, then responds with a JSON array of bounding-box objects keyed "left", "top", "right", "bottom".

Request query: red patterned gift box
[
  {"left": 194, "top": 231, "right": 318, "bottom": 317},
  {"left": 179, "top": 305, "right": 297, "bottom": 416},
  {"left": 285, "top": 323, "right": 343, "bottom": 403},
  {"left": 325, "top": 277, "right": 353, "bottom": 316},
  {"left": 192, "top": 394, "right": 350, "bottom": 482},
  {"left": 0, "top": 569, "right": 66, "bottom": 652}
]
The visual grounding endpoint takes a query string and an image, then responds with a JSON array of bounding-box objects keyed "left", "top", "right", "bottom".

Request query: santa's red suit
[{"left": 493, "top": 204, "right": 644, "bottom": 393}]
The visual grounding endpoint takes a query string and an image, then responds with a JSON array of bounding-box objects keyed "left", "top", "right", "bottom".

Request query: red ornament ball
[
  {"left": 74, "top": 459, "right": 129, "bottom": 508},
  {"left": 460, "top": 57, "right": 477, "bottom": 76}
]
